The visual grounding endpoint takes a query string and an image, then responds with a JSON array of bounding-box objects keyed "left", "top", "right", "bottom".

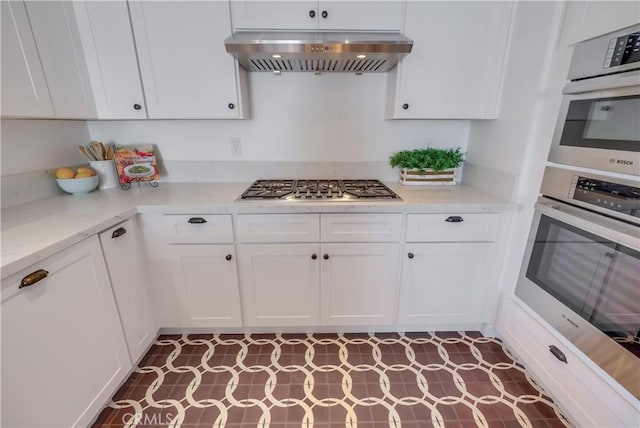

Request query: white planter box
[{"left": 399, "top": 168, "right": 459, "bottom": 186}]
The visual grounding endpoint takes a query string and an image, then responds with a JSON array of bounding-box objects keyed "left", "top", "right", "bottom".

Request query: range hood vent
[{"left": 225, "top": 31, "right": 413, "bottom": 73}]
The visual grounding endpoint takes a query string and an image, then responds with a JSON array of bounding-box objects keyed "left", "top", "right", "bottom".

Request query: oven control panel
[
  {"left": 604, "top": 31, "right": 640, "bottom": 69},
  {"left": 570, "top": 175, "right": 640, "bottom": 218}
]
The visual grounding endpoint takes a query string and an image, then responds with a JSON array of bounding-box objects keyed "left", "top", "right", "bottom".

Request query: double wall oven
[{"left": 516, "top": 25, "right": 640, "bottom": 400}]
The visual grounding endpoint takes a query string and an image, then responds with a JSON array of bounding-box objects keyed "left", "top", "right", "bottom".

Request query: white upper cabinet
[
  {"left": 1, "top": 1, "right": 54, "bottom": 118},
  {"left": 129, "top": 0, "right": 248, "bottom": 119},
  {"left": 387, "top": 1, "right": 513, "bottom": 119},
  {"left": 73, "top": 1, "right": 147, "bottom": 119},
  {"left": 22, "top": 1, "right": 97, "bottom": 119},
  {"left": 230, "top": 1, "right": 405, "bottom": 31},
  {"left": 1, "top": 0, "right": 145, "bottom": 119},
  {"left": 560, "top": 1, "right": 640, "bottom": 46}
]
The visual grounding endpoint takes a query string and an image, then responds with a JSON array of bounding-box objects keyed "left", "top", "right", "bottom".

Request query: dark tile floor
[{"left": 93, "top": 332, "right": 572, "bottom": 427}]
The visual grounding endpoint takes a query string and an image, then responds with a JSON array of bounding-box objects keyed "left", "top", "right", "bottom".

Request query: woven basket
[{"left": 399, "top": 168, "right": 458, "bottom": 186}]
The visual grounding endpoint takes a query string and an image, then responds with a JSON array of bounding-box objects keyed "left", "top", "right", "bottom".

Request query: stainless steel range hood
[{"left": 224, "top": 31, "right": 413, "bottom": 73}]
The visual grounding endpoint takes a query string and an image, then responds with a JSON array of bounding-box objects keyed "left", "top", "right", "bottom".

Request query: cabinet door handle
[
  {"left": 19, "top": 269, "right": 49, "bottom": 289},
  {"left": 228, "top": 102, "right": 235, "bottom": 110},
  {"left": 445, "top": 216, "right": 464, "bottom": 223},
  {"left": 402, "top": 103, "right": 409, "bottom": 110},
  {"left": 549, "top": 345, "right": 567, "bottom": 363},
  {"left": 225, "top": 254, "right": 233, "bottom": 261},
  {"left": 311, "top": 253, "right": 318, "bottom": 260},
  {"left": 321, "top": 10, "right": 328, "bottom": 18},
  {"left": 309, "top": 9, "right": 316, "bottom": 18},
  {"left": 407, "top": 252, "right": 414, "bottom": 259},
  {"left": 111, "top": 227, "right": 127, "bottom": 239},
  {"left": 133, "top": 103, "right": 142, "bottom": 110},
  {"left": 188, "top": 217, "right": 207, "bottom": 224},
  {"left": 323, "top": 254, "right": 329, "bottom": 260}
]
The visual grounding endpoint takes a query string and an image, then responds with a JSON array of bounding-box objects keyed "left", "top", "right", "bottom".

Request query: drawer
[
  {"left": 163, "top": 215, "right": 233, "bottom": 243},
  {"left": 497, "top": 297, "right": 637, "bottom": 427},
  {"left": 321, "top": 214, "right": 402, "bottom": 242},
  {"left": 236, "top": 214, "right": 320, "bottom": 243},
  {"left": 406, "top": 213, "right": 500, "bottom": 242}
]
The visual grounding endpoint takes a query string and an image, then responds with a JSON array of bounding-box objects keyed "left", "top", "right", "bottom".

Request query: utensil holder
[{"left": 89, "top": 160, "right": 119, "bottom": 189}]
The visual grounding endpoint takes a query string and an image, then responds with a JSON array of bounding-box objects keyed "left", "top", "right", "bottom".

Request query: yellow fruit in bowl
[
  {"left": 76, "top": 167, "right": 96, "bottom": 177},
  {"left": 55, "top": 167, "right": 75, "bottom": 179},
  {"left": 75, "top": 171, "right": 94, "bottom": 179}
]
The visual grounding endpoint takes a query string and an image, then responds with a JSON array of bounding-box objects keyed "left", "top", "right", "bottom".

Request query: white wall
[
  {"left": 1, "top": 119, "right": 90, "bottom": 175},
  {"left": 465, "top": 1, "right": 573, "bottom": 295},
  {"left": 88, "top": 73, "right": 470, "bottom": 162}
]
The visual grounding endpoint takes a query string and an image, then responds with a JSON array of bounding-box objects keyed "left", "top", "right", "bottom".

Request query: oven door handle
[
  {"left": 535, "top": 197, "right": 640, "bottom": 251},
  {"left": 563, "top": 69, "right": 640, "bottom": 94}
]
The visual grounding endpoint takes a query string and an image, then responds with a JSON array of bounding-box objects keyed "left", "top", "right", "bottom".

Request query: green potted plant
[{"left": 389, "top": 147, "right": 465, "bottom": 186}]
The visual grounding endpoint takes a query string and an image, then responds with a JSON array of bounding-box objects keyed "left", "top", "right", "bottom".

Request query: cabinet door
[
  {"left": 230, "top": 0, "right": 318, "bottom": 30},
  {"left": 388, "top": 1, "right": 512, "bottom": 119},
  {"left": 321, "top": 243, "right": 400, "bottom": 326},
  {"left": 398, "top": 243, "right": 493, "bottom": 325},
  {"left": 167, "top": 244, "right": 242, "bottom": 327},
  {"left": 129, "top": 0, "right": 247, "bottom": 119},
  {"left": 561, "top": 1, "right": 640, "bottom": 46},
  {"left": 99, "top": 220, "right": 156, "bottom": 363},
  {"left": 1, "top": 237, "right": 131, "bottom": 428},
  {"left": 318, "top": 1, "right": 404, "bottom": 31},
  {"left": 23, "top": 0, "right": 97, "bottom": 119},
  {"left": 237, "top": 244, "right": 321, "bottom": 326},
  {"left": 73, "top": 0, "right": 147, "bottom": 119},
  {"left": 1, "top": 1, "right": 54, "bottom": 118}
]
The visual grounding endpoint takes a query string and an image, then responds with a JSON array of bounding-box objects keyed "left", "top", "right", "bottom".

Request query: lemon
[
  {"left": 76, "top": 167, "right": 96, "bottom": 176},
  {"left": 74, "top": 171, "right": 94, "bottom": 179},
  {"left": 55, "top": 167, "right": 75, "bottom": 179}
]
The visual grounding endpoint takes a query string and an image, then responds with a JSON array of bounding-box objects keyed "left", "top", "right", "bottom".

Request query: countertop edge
[{"left": 1, "top": 182, "right": 515, "bottom": 279}]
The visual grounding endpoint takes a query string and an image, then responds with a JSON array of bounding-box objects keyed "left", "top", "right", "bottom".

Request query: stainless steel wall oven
[
  {"left": 516, "top": 25, "right": 640, "bottom": 401},
  {"left": 516, "top": 167, "right": 639, "bottom": 399}
]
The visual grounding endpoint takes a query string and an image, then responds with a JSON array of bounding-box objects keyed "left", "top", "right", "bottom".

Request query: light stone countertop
[{"left": 1, "top": 182, "right": 513, "bottom": 279}]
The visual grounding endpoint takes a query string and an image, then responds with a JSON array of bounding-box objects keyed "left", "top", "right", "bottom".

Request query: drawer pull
[
  {"left": 408, "top": 252, "right": 414, "bottom": 259},
  {"left": 19, "top": 269, "right": 49, "bottom": 289},
  {"left": 111, "top": 227, "right": 127, "bottom": 239},
  {"left": 188, "top": 217, "right": 207, "bottom": 224},
  {"left": 549, "top": 345, "right": 567, "bottom": 363},
  {"left": 311, "top": 253, "right": 318, "bottom": 260},
  {"left": 323, "top": 254, "right": 330, "bottom": 260},
  {"left": 225, "top": 254, "right": 233, "bottom": 261},
  {"left": 445, "top": 216, "right": 464, "bottom": 223}
]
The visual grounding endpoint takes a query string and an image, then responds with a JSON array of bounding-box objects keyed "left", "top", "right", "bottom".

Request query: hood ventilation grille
[
  {"left": 225, "top": 31, "right": 413, "bottom": 73},
  {"left": 247, "top": 58, "right": 390, "bottom": 73}
]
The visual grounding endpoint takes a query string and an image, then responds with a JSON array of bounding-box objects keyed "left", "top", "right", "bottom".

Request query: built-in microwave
[{"left": 548, "top": 25, "right": 640, "bottom": 176}]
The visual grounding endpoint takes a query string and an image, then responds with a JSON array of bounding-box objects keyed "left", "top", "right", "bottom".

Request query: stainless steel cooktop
[{"left": 238, "top": 179, "right": 401, "bottom": 201}]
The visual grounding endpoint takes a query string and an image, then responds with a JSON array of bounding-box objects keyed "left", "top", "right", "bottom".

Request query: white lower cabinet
[
  {"left": 99, "top": 219, "right": 156, "bottom": 363},
  {"left": 397, "top": 242, "right": 494, "bottom": 325},
  {"left": 321, "top": 243, "right": 400, "bottom": 326},
  {"left": 235, "top": 213, "right": 402, "bottom": 328},
  {"left": 237, "top": 244, "right": 321, "bottom": 327},
  {"left": 398, "top": 213, "right": 500, "bottom": 327},
  {"left": 167, "top": 244, "right": 242, "bottom": 327},
  {"left": 1, "top": 236, "right": 131, "bottom": 428}
]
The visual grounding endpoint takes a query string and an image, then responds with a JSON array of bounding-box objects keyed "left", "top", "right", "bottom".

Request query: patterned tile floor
[{"left": 93, "top": 332, "right": 572, "bottom": 427}]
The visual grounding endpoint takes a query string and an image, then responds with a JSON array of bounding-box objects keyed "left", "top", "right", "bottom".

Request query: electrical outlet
[{"left": 230, "top": 137, "right": 242, "bottom": 156}]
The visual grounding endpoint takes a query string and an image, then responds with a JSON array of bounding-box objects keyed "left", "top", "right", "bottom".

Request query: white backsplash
[
  {"left": 160, "top": 161, "right": 399, "bottom": 182},
  {"left": 1, "top": 169, "right": 64, "bottom": 209}
]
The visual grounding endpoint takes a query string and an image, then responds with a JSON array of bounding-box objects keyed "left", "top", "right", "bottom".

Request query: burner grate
[{"left": 239, "top": 179, "right": 401, "bottom": 201}]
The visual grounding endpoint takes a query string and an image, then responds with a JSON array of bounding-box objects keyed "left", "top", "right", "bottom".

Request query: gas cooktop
[{"left": 238, "top": 179, "right": 401, "bottom": 201}]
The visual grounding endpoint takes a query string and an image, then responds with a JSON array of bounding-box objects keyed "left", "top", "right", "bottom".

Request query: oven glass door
[
  {"left": 525, "top": 214, "right": 640, "bottom": 357},
  {"left": 559, "top": 94, "right": 640, "bottom": 152}
]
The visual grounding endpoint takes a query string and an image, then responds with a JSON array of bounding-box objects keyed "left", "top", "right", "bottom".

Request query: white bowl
[{"left": 56, "top": 176, "right": 99, "bottom": 195}]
